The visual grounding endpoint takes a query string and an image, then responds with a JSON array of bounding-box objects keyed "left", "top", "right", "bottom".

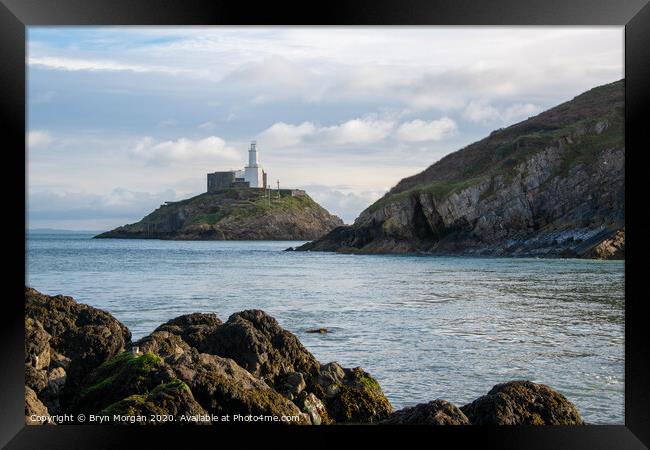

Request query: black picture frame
[{"left": 2, "top": 0, "right": 648, "bottom": 448}]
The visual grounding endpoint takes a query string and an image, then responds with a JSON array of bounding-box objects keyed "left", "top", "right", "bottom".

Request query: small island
[{"left": 95, "top": 142, "right": 343, "bottom": 240}]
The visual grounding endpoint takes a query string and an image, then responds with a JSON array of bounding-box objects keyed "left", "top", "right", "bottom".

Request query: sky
[{"left": 27, "top": 26, "right": 623, "bottom": 230}]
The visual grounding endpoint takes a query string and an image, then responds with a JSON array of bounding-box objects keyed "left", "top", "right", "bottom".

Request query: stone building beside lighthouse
[{"left": 207, "top": 141, "right": 268, "bottom": 192}]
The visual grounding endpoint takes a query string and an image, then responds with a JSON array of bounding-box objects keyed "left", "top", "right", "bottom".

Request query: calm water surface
[{"left": 26, "top": 232, "right": 624, "bottom": 424}]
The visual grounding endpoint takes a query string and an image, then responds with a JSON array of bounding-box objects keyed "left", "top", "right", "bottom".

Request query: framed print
[{"left": 2, "top": 0, "right": 648, "bottom": 448}]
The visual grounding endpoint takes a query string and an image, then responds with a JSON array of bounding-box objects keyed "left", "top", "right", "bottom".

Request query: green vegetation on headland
[{"left": 94, "top": 188, "right": 342, "bottom": 241}]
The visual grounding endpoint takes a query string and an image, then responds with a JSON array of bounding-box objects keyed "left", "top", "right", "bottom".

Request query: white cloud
[
  {"left": 198, "top": 121, "right": 215, "bottom": 130},
  {"left": 28, "top": 130, "right": 53, "bottom": 148},
  {"left": 463, "top": 100, "right": 501, "bottom": 123},
  {"left": 129, "top": 136, "right": 240, "bottom": 165},
  {"left": 27, "top": 187, "right": 179, "bottom": 230},
  {"left": 28, "top": 56, "right": 197, "bottom": 76},
  {"left": 300, "top": 184, "right": 385, "bottom": 224},
  {"left": 501, "top": 103, "right": 541, "bottom": 123},
  {"left": 318, "top": 119, "right": 394, "bottom": 145},
  {"left": 258, "top": 122, "right": 316, "bottom": 148},
  {"left": 396, "top": 118, "right": 457, "bottom": 142},
  {"left": 258, "top": 118, "right": 394, "bottom": 148},
  {"left": 261, "top": 117, "right": 457, "bottom": 147},
  {"left": 463, "top": 100, "right": 541, "bottom": 124}
]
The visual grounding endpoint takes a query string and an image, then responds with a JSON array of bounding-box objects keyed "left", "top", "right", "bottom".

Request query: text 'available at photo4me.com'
[{"left": 29, "top": 413, "right": 304, "bottom": 424}]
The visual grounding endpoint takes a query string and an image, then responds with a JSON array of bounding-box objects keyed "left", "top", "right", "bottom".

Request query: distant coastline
[{"left": 28, "top": 229, "right": 105, "bottom": 234}]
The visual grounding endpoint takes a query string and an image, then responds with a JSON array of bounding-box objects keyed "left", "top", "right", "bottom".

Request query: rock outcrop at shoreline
[
  {"left": 25, "top": 288, "right": 584, "bottom": 425},
  {"left": 94, "top": 188, "right": 343, "bottom": 241},
  {"left": 297, "top": 80, "right": 624, "bottom": 259},
  {"left": 460, "top": 380, "right": 584, "bottom": 425}
]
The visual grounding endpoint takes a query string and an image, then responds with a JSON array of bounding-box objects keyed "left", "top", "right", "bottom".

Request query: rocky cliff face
[
  {"left": 95, "top": 188, "right": 343, "bottom": 241},
  {"left": 298, "top": 80, "right": 625, "bottom": 258}
]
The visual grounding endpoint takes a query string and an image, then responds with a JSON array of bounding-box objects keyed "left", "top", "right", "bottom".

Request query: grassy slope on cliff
[{"left": 368, "top": 80, "right": 624, "bottom": 212}]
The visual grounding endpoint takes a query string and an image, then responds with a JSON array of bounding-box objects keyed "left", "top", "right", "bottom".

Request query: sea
[{"left": 26, "top": 231, "right": 625, "bottom": 424}]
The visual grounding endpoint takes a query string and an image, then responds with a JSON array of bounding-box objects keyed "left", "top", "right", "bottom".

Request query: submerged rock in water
[
  {"left": 460, "top": 380, "right": 584, "bottom": 425},
  {"left": 306, "top": 328, "right": 328, "bottom": 334},
  {"left": 381, "top": 399, "right": 470, "bottom": 425}
]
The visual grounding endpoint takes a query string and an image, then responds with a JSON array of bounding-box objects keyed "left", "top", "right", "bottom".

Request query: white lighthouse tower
[{"left": 244, "top": 141, "right": 264, "bottom": 188}]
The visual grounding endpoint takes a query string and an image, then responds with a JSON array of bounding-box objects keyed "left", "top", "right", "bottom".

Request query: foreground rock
[
  {"left": 25, "top": 386, "right": 53, "bottom": 425},
  {"left": 156, "top": 310, "right": 392, "bottom": 423},
  {"left": 381, "top": 400, "right": 470, "bottom": 425},
  {"left": 24, "top": 288, "right": 390, "bottom": 425},
  {"left": 135, "top": 330, "right": 307, "bottom": 422},
  {"left": 154, "top": 313, "right": 222, "bottom": 350},
  {"left": 297, "top": 80, "right": 624, "bottom": 259},
  {"left": 25, "top": 288, "right": 131, "bottom": 413},
  {"left": 25, "top": 288, "right": 584, "bottom": 426},
  {"left": 460, "top": 380, "right": 585, "bottom": 425},
  {"left": 94, "top": 188, "right": 343, "bottom": 241}
]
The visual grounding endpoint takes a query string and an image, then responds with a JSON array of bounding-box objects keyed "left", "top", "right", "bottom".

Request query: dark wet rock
[
  {"left": 25, "top": 365, "right": 47, "bottom": 395},
  {"left": 50, "top": 351, "right": 72, "bottom": 371},
  {"left": 319, "top": 367, "right": 393, "bottom": 423},
  {"left": 25, "top": 287, "right": 131, "bottom": 405},
  {"left": 136, "top": 330, "right": 309, "bottom": 423},
  {"left": 40, "top": 367, "right": 68, "bottom": 413},
  {"left": 197, "top": 310, "right": 321, "bottom": 385},
  {"left": 154, "top": 313, "right": 222, "bottom": 350},
  {"left": 381, "top": 399, "right": 470, "bottom": 425},
  {"left": 99, "top": 379, "right": 210, "bottom": 424},
  {"left": 25, "top": 318, "right": 50, "bottom": 370},
  {"left": 296, "top": 392, "right": 331, "bottom": 425},
  {"left": 155, "top": 310, "right": 394, "bottom": 424},
  {"left": 278, "top": 371, "right": 306, "bottom": 400},
  {"left": 317, "top": 362, "right": 346, "bottom": 390},
  {"left": 25, "top": 386, "right": 53, "bottom": 425},
  {"left": 306, "top": 328, "right": 328, "bottom": 334},
  {"left": 182, "top": 353, "right": 309, "bottom": 423},
  {"left": 70, "top": 351, "right": 176, "bottom": 414},
  {"left": 460, "top": 380, "right": 584, "bottom": 425}
]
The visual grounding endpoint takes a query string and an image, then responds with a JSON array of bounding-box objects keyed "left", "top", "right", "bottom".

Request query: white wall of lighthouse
[{"left": 244, "top": 140, "right": 264, "bottom": 188}]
